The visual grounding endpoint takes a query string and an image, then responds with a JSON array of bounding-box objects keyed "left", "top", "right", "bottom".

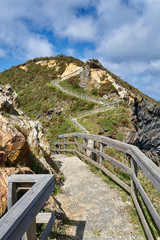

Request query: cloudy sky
[{"left": 0, "top": 0, "right": 160, "bottom": 100}]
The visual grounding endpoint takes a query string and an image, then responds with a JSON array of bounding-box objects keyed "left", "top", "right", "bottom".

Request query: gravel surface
[{"left": 54, "top": 154, "right": 145, "bottom": 240}]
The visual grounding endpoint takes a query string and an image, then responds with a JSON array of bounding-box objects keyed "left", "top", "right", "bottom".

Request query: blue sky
[{"left": 0, "top": 0, "right": 160, "bottom": 101}]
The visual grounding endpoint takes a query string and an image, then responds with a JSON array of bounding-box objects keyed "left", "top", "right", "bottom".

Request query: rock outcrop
[
  {"left": 0, "top": 84, "right": 20, "bottom": 114},
  {"left": 79, "top": 64, "right": 135, "bottom": 105},
  {"left": 0, "top": 115, "right": 28, "bottom": 166},
  {"left": 0, "top": 84, "right": 58, "bottom": 174},
  {"left": 0, "top": 167, "right": 34, "bottom": 217},
  {"left": 61, "top": 63, "right": 81, "bottom": 78},
  {"left": 133, "top": 98, "right": 160, "bottom": 164}
]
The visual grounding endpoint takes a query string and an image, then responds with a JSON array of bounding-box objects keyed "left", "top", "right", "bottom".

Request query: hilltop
[{"left": 0, "top": 55, "right": 159, "bottom": 163}]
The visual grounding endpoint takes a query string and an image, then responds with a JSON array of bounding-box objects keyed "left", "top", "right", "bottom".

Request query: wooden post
[
  {"left": 22, "top": 219, "right": 36, "bottom": 240},
  {"left": 131, "top": 158, "right": 138, "bottom": 196},
  {"left": 7, "top": 182, "right": 36, "bottom": 240},
  {"left": 75, "top": 136, "right": 78, "bottom": 150},
  {"left": 64, "top": 137, "right": 66, "bottom": 150},
  {"left": 83, "top": 138, "right": 88, "bottom": 156},
  {"left": 59, "top": 138, "right": 61, "bottom": 151},
  {"left": 99, "top": 143, "right": 104, "bottom": 166},
  {"left": 7, "top": 182, "right": 17, "bottom": 210}
]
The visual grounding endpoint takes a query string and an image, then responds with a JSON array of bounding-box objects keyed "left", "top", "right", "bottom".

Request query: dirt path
[{"left": 54, "top": 154, "right": 144, "bottom": 240}]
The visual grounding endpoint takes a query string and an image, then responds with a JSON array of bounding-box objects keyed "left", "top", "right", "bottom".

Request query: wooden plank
[
  {"left": 64, "top": 137, "right": 66, "bottom": 150},
  {"left": 56, "top": 141, "right": 75, "bottom": 146},
  {"left": 76, "top": 142, "right": 100, "bottom": 155},
  {"left": 76, "top": 150, "right": 131, "bottom": 193},
  {"left": 100, "top": 142, "right": 104, "bottom": 166},
  {"left": 7, "top": 174, "right": 51, "bottom": 183},
  {"left": 59, "top": 133, "right": 75, "bottom": 138},
  {"left": 0, "top": 175, "right": 54, "bottom": 240},
  {"left": 131, "top": 190, "right": 154, "bottom": 240},
  {"left": 131, "top": 146, "right": 160, "bottom": 192},
  {"left": 39, "top": 213, "right": 55, "bottom": 240},
  {"left": 132, "top": 172, "right": 160, "bottom": 230},
  {"left": 7, "top": 182, "right": 17, "bottom": 210},
  {"left": 36, "top": 212, "right": 53, "bottom": 224},
  {"left": 58, "top": 132, "right": 133, "bottom": 155},
  {"left": 131, "top": 158, "right": 138, "bottom": 197},
  {"left": 58, "top": 149, "right": 75, "bottom": 152},
  {"left": 100, "top": 152, "right": 131, "bottom": 174},
  {"left": 74, "top": 133, "right": 132, "bottom": 153},
  {"left": 22, "top": 219, "right": 36, "bottom": 240}
]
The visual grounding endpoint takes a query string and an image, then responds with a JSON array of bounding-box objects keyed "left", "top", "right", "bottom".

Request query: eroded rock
[
  {"left": 0, "top": 115, "right": 28, "bottom": 165},
  {"left": 0, "top": 84, "right": 58, "bottom": 174}
]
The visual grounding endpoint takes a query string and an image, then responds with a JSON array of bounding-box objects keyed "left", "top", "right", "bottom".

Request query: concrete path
[{"left": 54, "top": 154, "right": 144, "bottom": 240}]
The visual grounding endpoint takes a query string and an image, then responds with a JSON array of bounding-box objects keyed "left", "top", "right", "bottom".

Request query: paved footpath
[{"left": 54, "top": 154, "right": 145, "bottom": 240}]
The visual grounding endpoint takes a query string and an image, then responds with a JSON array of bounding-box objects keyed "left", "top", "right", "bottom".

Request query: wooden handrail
[
  {"left": 0, "top": 174, "right": 55, "bottom": 240},
  {"left": 55, "top": 132, "right": 160, "bottom": 240}
]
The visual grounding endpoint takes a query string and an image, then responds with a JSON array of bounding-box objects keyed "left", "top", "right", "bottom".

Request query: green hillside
[{"left": 0, "top": 55, "right": 158, "bottom": 148}]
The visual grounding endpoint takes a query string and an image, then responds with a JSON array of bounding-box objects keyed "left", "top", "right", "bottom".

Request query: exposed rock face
[
  {"left": 0, "top": 84, "right": 20, "bottom": 114},
  {"left": 35, "top": 59, "right": 56, "bottom": 68},
  {"left": 0, "top": 167, "right": 34, "bottom": 217},
  {"left": 19, "top": 65, "right": 28, "bottom": 71},
  {"left": 0, "top": 115, "right": 28, "bottom": 166},
  {"left": 79, "top": 64, "right": 135, "bottom": 105},
  {"left": 79, "top": 64, "right": 91, "bottom": 89},
  {"left": 0, "top": 84, "right": 57, "bottom": 174},
  {"left": 61, "top": 63, "right": 81, "bottom": 78},
  {"left": 133, "top": 98, "right": 160, "bottom": 163}
]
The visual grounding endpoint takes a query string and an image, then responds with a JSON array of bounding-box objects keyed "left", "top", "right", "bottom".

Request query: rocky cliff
[
  {"left": 0, "top": 84, "right": 57, "bottom": 173},
  {"left": 133, "top": 98, "right": 160, "bottom": 164}
]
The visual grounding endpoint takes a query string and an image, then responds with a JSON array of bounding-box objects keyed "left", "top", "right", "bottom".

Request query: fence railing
[
  {"left": 75, "top": 103, "right": 119, "bottom": 118},
  {"left": 0, "top": 174, "right": 55, "bottom": 240},
  {"left": 70, "top": 115, "right": 88, "bottom": 133},
  {"left": 51, "top": 80, "right": 108, "bottom": 104},
  {"left": 55, "top": 133, "right": 160, "bottom": 240}
]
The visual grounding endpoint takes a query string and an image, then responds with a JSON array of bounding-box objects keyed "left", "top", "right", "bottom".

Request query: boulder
[
  {"left": 0, "top": 84, "right": 20, "bottom": 113},
  {"left": 0, "top": 115, "right": 28, "bottom": 165}
]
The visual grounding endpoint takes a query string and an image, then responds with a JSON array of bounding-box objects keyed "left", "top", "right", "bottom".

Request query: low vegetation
[
  {"left": 79, "top": 105, "right": 134, "bottom": 141},
  {"left": 0, "top": 58, "right": 95, "bottom": 146}
]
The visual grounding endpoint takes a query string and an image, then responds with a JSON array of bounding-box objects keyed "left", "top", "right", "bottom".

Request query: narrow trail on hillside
[
  {"left": 54, "top": 154, "right": 144, "bottom": 240},
  {"left": 51, "top": 68, "right": 119, "bottom": 134}
]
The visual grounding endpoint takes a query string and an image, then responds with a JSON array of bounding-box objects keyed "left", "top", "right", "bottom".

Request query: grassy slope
[
  {"left": 79, "top": 104, "right": 134, "bottom": 141},
  {"left": 0, "top": 56, "right": 95, "bottom": 147}
]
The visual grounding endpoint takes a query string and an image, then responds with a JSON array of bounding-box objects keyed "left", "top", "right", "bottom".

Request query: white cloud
[
  {"left": 61, "top": 17, "right": 96, "bottom": 41},
  {"left": 24, "top": 37, "right": 54, "bottom": 60},
  {"left": 0, "top": 49, "right": 6, "bottom": 58},
  {"left": 0, "top": 0, "right": 160, "bottom": 99}
]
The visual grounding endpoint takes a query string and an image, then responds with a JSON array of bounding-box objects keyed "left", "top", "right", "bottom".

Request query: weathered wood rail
[
  {"left": 0, "top": 174, "right": 55, "bottom": 240},
  {"left": 75, "top": 102, "right": 119, "bottom": 118},
  {"left": 70, "top": 115, "right": 89, "bottom": 133},
  {"left": 51, "top": 80, "right": 108, "bottom": 104},
  {"left": 55, "top": 133, "right": 160, "bottom": 240}
]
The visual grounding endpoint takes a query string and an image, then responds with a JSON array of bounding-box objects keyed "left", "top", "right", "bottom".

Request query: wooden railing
[
  {"left": 55, "top": 133, "right": 160, "bottom": 240},
  {"left": 51, "top": 80, "right": 108, "bottom": 104},
  {"left": 74, "top": 102, "right": 119, "bottom": 118},
  {"left": 0, "top": 174, "right": 55, "bottom": 240},
  {"left": 70, "top": 115, "right": 88, "bottom": 133}
]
